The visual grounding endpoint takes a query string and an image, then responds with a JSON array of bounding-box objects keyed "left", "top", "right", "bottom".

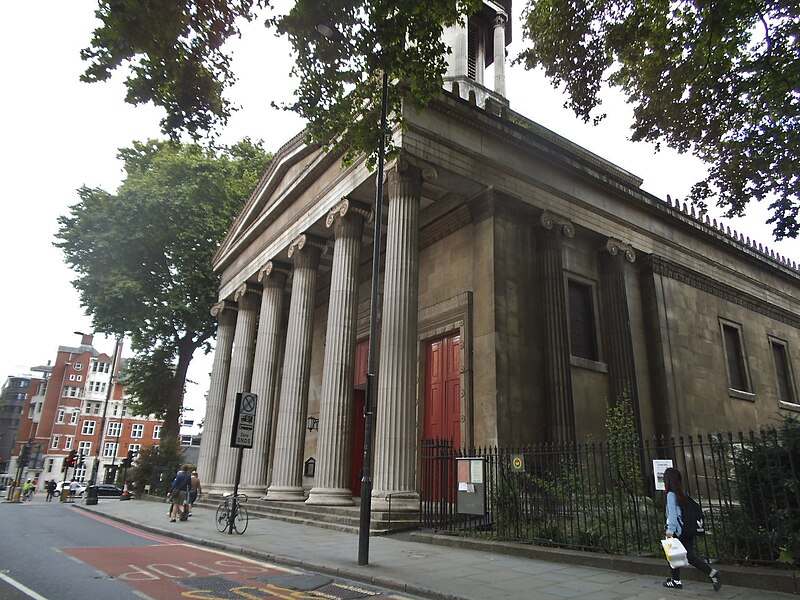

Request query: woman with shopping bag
[{"left": 662, "top": 467, "right": 721, "bottom": 591}]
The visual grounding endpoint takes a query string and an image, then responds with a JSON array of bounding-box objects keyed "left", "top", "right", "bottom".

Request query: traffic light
[
  {"left": 65, "top": 449, "right": 77, "bottom": 468},
  {"left": 121, "top": 449, "right": 135, "bottom": 468}
]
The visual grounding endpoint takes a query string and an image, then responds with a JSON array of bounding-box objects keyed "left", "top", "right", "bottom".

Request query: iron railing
[{"left": 420, "top": 426, "right": 800, "bottom": 568}]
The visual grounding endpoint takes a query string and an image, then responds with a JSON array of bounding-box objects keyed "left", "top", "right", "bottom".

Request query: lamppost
[
  {"left": 315, "top": 22, "right": 390, "bottom": 566},
  {"left": 89, "top": 335, "right": 122, "bottom": 487}
]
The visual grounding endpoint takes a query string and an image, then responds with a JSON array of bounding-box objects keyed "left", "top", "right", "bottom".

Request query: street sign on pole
[{"left": 230, "top": 392, "right": 257, "bottom": 449}]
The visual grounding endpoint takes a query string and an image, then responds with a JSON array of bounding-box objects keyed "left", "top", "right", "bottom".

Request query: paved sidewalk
[{"left": 75, "top": 497, "right": 796, "bottom": 600}]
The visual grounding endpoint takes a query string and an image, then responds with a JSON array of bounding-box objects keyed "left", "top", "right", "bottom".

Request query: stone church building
[{"left": 197, "top": 1, "right": 800, "bottom": 510}]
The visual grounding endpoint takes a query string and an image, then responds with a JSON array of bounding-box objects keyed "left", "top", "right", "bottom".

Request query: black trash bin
[{"left": 85, "top": 485, "right": 98, "bottom": 505}]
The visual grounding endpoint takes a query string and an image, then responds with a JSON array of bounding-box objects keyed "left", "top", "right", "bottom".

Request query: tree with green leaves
[
  {"left": 56, "top": 139, "right": 270, "bottom": 448},
  {"left": 518, "top": 1, "right": 799, "bottom": 240},
  {"left": 80, "top": 0, "right": 798, "bottom": 239}
]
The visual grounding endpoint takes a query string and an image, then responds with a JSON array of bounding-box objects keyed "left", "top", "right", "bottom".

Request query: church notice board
[{"left": 456, "top": 457, "right": 486, "bottom": 515}]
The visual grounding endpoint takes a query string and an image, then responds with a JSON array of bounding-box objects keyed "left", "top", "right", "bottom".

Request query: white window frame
[
  {"left": 107, "top": 421, "right": 122, "bottom": 437},
  {"left": 56, "top": 408, "right": 65, "bottom": 423},
  {"left": 131, "top": 423, "right": 144, "bottom": 439},
  {"left": 51, "top": 435, "right": 60, "bottom": 449},
  {"left": 65, "top": 435, "right": 74, "bottom": 450},
  {"left": 82, "top": 420, "right": 96, "bottom": 435},
  {"left": 102, "top": 442, "right": 118, "bottom": 458},
  {"left": 153, "top": 425, "right": 161, "bottom": 440}
]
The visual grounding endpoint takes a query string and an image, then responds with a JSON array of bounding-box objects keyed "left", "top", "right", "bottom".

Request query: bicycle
[{"left": 215, "top": 492, "right": 248, "bottom": 534}]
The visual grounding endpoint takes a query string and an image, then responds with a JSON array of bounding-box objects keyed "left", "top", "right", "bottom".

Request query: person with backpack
[
  {"left": 167, "top": 465, "right": 191, "bottom": 523},
  {"left": 663, "top": 467, "right": 721, "bottom": 591}
]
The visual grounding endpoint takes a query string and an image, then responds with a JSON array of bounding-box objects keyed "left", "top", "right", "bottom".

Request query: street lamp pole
[
  {"left": 90, "top": 336, "right": 122, "bottom": 486},
  {"left": 313, "top": 22, "right": 389, "bottom": 566},
  {"left": 358, "top": 68, "right": 389, "bottom": 567}
]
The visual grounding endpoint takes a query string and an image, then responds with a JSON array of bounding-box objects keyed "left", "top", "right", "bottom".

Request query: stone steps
[{"left": 196, "top": 496, "right": 419, "bottom": 535}]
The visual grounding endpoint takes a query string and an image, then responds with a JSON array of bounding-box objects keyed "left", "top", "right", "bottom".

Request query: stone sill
[{"left": 570, "top": 356, "right": 608, "bottom": 373}]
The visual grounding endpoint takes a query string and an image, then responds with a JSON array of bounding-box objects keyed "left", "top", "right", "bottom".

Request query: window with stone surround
[
  {"left": 81, "top": 420, "right": 96, "bottom": 435},
  {"left": 568, "top": 279, "right": 599, "bottom": 362},
  {"left": 770, "top": 337, "right": 797, "bottom": 407},
  {"left": 720, "top": 320, "right": 753, "bottom": 399}
]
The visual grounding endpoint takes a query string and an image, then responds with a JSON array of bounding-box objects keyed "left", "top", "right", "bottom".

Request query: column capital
[
  {"left": 326, "top": 198, "right": 373, "bottom": 228},
  {"left": 288, "top": 233, "right": 327, "bottom": 259},
  {"left": 210, "top": 300, "right": 237, "bottom": 318},
  {"left": 539, "top": 210, "right": 575, "bottom": 238},
  {"left": 234, "top": 282, "right": 262, "bottom": 303},
  {"left": 603, "top": 238, "right": 636, "bottom": 263},
  {"left": 387, "top": 153, "right": 437, "bottom": 185},
  {"left": 494, "top": 11, "right": 508, "bottom": 26},
  {"left": 258, "top": 260, "right": 291, "bottom": 284}
]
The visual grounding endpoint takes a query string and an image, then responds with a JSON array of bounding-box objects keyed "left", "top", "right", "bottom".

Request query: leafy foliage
[
  {"left": 81, "top": 0, "right": 264, "bottom": 138},
  {"left": 273, "top": 0, "right": 480, "bottom": 167},
  {"left": 56, "top": 139, "right": 270, "bottom": 445},
  {"left": 731, "top": 417, "right": 800, "bottom": 566},
  {"left": 128, "top": 443, "right": 186, "bottom": 497},
  {"left": 518, "top": 0, "right": 800, "bottom": 239}
]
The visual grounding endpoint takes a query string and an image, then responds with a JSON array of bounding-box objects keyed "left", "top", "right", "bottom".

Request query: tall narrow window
[
  {"left": 770, "top": 339, "right": 797, "bottom": 405},
  {"left": 721, "top": 322, "right": 750, "bottom": 393},
  {"left": 467, "top": 22, "right": 479, "bottom": 80},
  {"left": 569, "top": 280, "right": 599, "bottom": 361}
]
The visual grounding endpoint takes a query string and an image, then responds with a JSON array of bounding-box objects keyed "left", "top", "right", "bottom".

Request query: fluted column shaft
[
  {"left": 600, "top": 239, "right": 643, "bottom": 439},
  {"left": 307, "top": 201, "right": 369, "bottom": 506},
  {"left": 212, "top": 284, "right": 261, "bottom": 493},
  {"left": 372, "top": 163, "right": 424, "bottom": 511},
  {"left": 240, "top": 262, "right": 289, "bottom": 496},
  {"left": 267, "top": 235, "right": 324, "bottom": 501},
  {"left": 493, "top": 13, "right": 507, "bottom": 96},
  {"left": 539, "top": 213, "right": 576, "bottom": 444},
  {"left": 197, "top": 301, "right": 236, "bottom": 490}
]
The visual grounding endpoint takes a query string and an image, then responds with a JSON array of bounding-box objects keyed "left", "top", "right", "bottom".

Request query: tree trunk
[{"left": 160, "top": 335, "right": 198, "bottom": 450}]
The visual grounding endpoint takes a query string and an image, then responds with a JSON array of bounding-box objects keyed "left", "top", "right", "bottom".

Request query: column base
[
  {"left": 305, "top": 487, "right": 356, "bottom": 506},
  {"left": 371, "top": 490, "right": 419, "bottom": 512},
  {"left": 265, "top": 485, "right": 306, "bottom": 502},
  {"left": 237, "top": 485, "right": 268, "bottom": 499},
  {"left": 206, "top": 483, "right": 234, "bottom": 496}
]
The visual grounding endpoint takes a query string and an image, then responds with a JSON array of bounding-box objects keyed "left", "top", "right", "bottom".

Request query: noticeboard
[
  {"left": 456, "top": 457, "right": 486, "bottom": 515},
  {"left": 230, "top": 392, "right": 257, "bottom": 449}
]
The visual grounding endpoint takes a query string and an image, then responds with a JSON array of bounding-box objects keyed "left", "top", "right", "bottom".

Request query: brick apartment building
[{"left": 7, "top": 333, "right": 164, "bottom": 490}]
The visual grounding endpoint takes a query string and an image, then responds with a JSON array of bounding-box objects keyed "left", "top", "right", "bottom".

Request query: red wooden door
[{"left": 423, "top": 333, "right": 461, "bottom": 447}]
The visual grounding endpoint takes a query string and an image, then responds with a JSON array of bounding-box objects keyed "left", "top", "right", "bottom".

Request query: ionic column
[
  {"left": 239, "top": 261, "right": 290, "bottom": 496},
  {"left": 539, "top": 211, "right": 576, "bottom": 444},
  {"left": 212, "top": 283, "right": 261, "bottom": 493},
  {"left": 266, "top": 234, "right": 325, "bottom": 501},
  {"left": 307, "top": 200, "right": 371, "bottom": 506},
  {"left": 371, "top": 159, "right": 435, "bottom": 511},
  {"left": 197, "top": 300, "right": 236, "bottom": 490},
  {"left": 600, "top": 238, "right": 643, "bottom": 439},
  {"left": 493, "top": 12, "right": 507, "bottom": 97}
]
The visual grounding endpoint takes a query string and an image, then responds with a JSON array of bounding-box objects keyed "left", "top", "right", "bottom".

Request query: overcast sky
[{"left": 1, "top": 1, "right": 796, "bottom": 430}]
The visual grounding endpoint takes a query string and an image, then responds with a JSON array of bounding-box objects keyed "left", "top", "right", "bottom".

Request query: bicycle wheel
[
  {"left": 215, "top": 505, "right": 229, "bottom": 532},
  {"left": 233, "top": 504, "right": 248, "bottom": 534}
]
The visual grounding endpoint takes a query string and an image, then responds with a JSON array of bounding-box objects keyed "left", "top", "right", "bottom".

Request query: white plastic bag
[{"left": 661, "top": 538, "right": 689, "bottom": 568}]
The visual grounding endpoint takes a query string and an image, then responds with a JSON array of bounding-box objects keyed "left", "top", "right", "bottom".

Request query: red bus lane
[{"left": 63, "top": 544, "right": 410, "bottom": 600}]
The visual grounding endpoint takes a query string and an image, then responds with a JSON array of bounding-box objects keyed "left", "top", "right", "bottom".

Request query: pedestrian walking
[
  {"left": 45, "top": 479, "right": 56, "bottom": 502},
  {"left": 69, "top": 478, "right": 80, "bottom": 501},
  {"left": 188, "top": 470, "right": 202, "bottom": 516},
  {"left": 167, "top": 465, "right": 191, "bottom": 523},
  {"left": 663, "top": 467, "right": 722, "bottom": 591}
]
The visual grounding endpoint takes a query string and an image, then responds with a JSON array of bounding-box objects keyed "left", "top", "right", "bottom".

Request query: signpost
[{"left": 229, "top": 392, "right": 257, "bottom": 534}]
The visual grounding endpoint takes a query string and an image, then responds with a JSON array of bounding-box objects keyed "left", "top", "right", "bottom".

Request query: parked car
[
  {"left": 53, "top": 481, "right": 87, "bottom": 497},
  {"left": 93, "top": 484, "right": 123, "bottom": 498}
]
